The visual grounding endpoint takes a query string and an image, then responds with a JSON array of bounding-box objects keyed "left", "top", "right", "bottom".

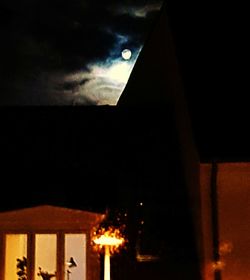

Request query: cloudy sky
[{"left": 0, "top": 0, "right": 164, "bottom": 105}]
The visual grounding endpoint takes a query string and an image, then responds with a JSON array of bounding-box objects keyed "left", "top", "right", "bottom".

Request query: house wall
[
  {"left": 217, "top": 163, "right": 250, "bottom": 280},
  {"left": 0, "top": 206, "right": 104, "bottom": 280},
  {"left": 200, "top": 162, "right": 250, "bottom": 280}
]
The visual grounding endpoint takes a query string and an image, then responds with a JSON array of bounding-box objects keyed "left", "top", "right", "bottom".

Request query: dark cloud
[
  {"left": 109, "top": 1, "right": 163, "bottom": 18},
  {"left": 0, "top": 0, "right": 163, "bottom": 105}
]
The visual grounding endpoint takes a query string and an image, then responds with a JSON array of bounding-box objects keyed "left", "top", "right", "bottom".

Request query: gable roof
[
  {"left": 118, "top": 2, "right": 181, "bottom": 106},
  {"left": 0, "top": 205, "right": 105, "bottom": 231}
]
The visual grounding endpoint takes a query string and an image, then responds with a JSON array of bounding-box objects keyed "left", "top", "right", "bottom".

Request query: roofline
[{"left": 0, "top": 204, "right": 105, "bottom": 216}]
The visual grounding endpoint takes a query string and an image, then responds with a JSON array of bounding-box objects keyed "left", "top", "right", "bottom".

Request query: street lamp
[{"left": 92, "top": 227, "right": 125, "bottom": 280}]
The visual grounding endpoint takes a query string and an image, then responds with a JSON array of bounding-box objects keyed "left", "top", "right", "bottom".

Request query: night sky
[{"left": 0, "top": 0, "right": 163, "bottom": 105}]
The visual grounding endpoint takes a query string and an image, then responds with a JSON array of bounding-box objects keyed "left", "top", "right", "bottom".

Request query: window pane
[
  {"left": 35, "top": 234, "right": 57, "bottom": 280},
  {"left": 4, "top": 234, "right": 27, "bottom": 280},
  {"left": 65, "top": 234, "right": 86, "bottom": 280}
]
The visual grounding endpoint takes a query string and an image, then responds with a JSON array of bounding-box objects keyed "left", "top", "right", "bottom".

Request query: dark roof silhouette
[
  {"left": 118, "top": 2, "right": 250, "bottom": 162},
  {"left": 118, "top": 3, "right": 182, "bottom": 106}
]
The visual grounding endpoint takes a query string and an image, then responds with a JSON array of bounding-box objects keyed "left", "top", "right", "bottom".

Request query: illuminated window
[
  {"left": 35, "top": 234, "right": 57, "bottom": 280},
  {"left": 0, "top": 205, "right": 104, "bottom": 280},
  {"left": 4, "top": 234, "right": 27, "bottom": 280},
  {"left": 65, "top": 234, "right": 86, "bottom": 280},
  {"left": 2, "top": 233, "right": 87, "bottom": 280}
]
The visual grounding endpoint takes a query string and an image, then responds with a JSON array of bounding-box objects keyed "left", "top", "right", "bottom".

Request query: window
[
  {"left": 3, "top": 233, "right": 86, "bottom": 280},
  {"left": 65, "top": 234, "right": 86, "bottom": 280},
  {"left": 35, "top": 234, "right": 57, "bottom": 280},
  {"left": 4, "top": 234, "right": 27, "bottom": 280}
]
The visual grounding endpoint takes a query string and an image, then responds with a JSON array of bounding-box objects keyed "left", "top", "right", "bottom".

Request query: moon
[{"left": 121, "top": 49, "right": 132, "bottom": 60}]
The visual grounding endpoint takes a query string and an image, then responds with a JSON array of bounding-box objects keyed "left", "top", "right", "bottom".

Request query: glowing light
[
  {"left": 93, "top": 235, "right": 123, "bottom": 246},
  {"left": 121, "top": 49, "right": 132, "bottom": 60},
  {"left": 105, "top": 62, "right": 132, "bottom": 83},
  {"left": 212, "top": 260, "right": 226, "bottom": 271},
  {"left": 92, "top": 226, "right": 125, "bottom": 254},
  {"left": 92, "top": 61, "right": 133, "bottom": 85},
  {"left": 136, "top": 254, "right": 160, "bottom": 262},
  {"left": 104, "top": 246, "right": 110, "bottom": 280},
  {"left": 92, "top": 226, "right": 125, "bottom": 280},
  {"left": 219, "top": 241, "right": 233, "bottom": 256}
]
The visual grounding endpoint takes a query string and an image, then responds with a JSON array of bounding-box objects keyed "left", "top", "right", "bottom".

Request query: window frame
[{"left": 1, "top": 230, "right": 88, "bottom": 280}]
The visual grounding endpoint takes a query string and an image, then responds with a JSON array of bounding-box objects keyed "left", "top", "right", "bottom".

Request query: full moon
[{"left": 121, "top": 49, "right": 132, "bottom": 60}]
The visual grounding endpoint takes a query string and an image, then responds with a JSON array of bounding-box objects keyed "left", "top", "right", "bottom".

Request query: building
[
  {"left": 1, "top": 2, "right": 247, "bottom": 280},
  {"left": 0, "top": 205, "right": 105, "bottom": 280},
  {"left": 200, "top": 162, "right": 250, "bottom": 280},
  {"left": 118, "top": 2, "right": 250, "bottom": 279}
]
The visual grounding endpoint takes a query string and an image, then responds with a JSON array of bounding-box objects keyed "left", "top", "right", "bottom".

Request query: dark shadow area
[{"left": 0, "top": 105, "right": 200, "bottom": 279}]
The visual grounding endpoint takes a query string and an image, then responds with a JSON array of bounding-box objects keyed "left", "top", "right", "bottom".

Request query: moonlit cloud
[
  {"left": 56, "top": 31, "right": 142, "bottom": 106},
  {"left": 0, "top": 26, "right": 141, "bottom": 105},
  {"left": 116, "top": 34, "right": 130, "bottom": 46},
  {"left": 31, "top": 46, "right": 141, "bottom": 106},
  {"left": 110, "top": 2, "right": 163, "bottom": 18},
  {"left": 0, "top": 0, "right": 162, "bottom": 105},
  {"left": 64, "top": 49, "right": 141, "bottom": 106}
]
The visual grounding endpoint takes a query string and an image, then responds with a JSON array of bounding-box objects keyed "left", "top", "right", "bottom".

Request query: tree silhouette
[
  {"left": 37, "top": 267, "right": 56, "bottom": 280},
  {"left": 16, "top": 257, "right": 27, "bottom": 280}
]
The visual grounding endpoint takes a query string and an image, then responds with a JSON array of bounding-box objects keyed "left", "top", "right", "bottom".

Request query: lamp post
[
  {"left": 66, "top": 257, "right": 77, "bottom": 280},
  {"left": 92, "top": 227, "right": 125, "bottom": 280}
]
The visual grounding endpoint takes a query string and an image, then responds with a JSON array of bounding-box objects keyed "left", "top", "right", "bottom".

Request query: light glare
[{"left": 93, "top": 235, "right": 123, "bottom": 246}]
